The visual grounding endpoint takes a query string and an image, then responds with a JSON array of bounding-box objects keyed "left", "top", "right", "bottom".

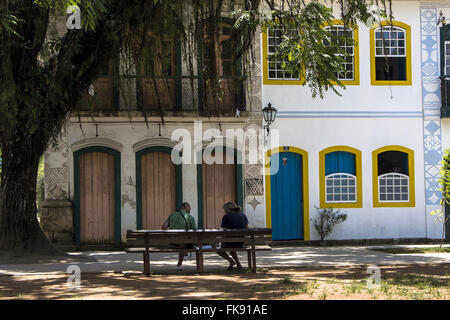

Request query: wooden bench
[{"left": 125, "top": 228, "right": 272, "bottom": 275}]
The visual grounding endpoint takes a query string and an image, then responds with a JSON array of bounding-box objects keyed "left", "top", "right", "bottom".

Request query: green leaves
[
  {"left": 431, "top": 149, "right": 450, "bottom": 247},
  {"left": 234, "top": 0, "right": 391, "bottom": 98},
  {"left": 0, "top": 8, "right": 21, "bottom": 37},
  {"left": 313, "top": 206, "right": 348, "bottom": 240},
  {"left": 79, "top": 0, "right": 107, "bottom": 31},
  {"left": 438, "top": 148, "right": 450, "bottom": 206}
]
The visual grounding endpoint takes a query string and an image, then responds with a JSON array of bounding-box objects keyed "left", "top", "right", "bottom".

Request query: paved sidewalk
[{"left": 1, "top": 245, "right": 449, "bottom": 275}]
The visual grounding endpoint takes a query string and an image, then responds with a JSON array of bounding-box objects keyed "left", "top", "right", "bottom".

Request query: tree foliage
[
  {"left": 430, "top": 149, "right": 450, "bottom": 247},
  {"left": 439, "top": 149, "right": 450, "bottom": 207}
]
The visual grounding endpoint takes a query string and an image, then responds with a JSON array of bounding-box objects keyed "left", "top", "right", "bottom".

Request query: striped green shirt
[{"left": 165, "top": 210, "right": 197, "bottom": 230}]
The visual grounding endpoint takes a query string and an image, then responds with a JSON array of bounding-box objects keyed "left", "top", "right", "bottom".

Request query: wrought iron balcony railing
[{"left": 76, "top": 75, "right": 245, "bottom": 116}]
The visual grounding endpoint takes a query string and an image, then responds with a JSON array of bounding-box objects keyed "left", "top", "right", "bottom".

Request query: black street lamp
[
  {"left": 437, "top": 11, "right": 446, "bottom": 27},
  {"left": 262, "top": 103, "right": 278, "bottom": 135}
]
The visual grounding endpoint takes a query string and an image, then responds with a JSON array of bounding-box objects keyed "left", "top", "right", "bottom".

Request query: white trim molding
[
  {"left": 71, "top": 137, "right": 123, "bottom": 152},
  {"left": 133, "top": 137, "right": 178, "bottom": 153}
]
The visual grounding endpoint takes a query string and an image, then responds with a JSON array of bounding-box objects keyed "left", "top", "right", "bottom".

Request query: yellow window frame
[
  {"left": 370, "top": 20, "right": 412, "bottom": 86},
  {"left": 319, "top": 146, "right": 363, "bottom": 208},
  {"left": 322, "top": 20, "right": 360, "bottom": 86},
  {"left": 262, "top": 27, "right": 304, "bottom": 85},
  {"left": 262, "top": 20, "right": 360, "bottom": 86},
  {"left": 372, "top": 145, "right": 415, "bottom": 207}
]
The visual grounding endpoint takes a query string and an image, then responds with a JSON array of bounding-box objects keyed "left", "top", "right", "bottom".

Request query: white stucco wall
[
  {"left": 62, "top": 117, "right": 266, "bottom": 241},
  {"left": 265, "top": 117, "right": 428, "bottom": 240}
]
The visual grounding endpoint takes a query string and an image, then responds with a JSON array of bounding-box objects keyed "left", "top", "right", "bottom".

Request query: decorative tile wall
[{"left": 421, "top": 3, "right": 443, "bottom": 206}]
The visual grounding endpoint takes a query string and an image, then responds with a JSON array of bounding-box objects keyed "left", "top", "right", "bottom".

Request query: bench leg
[
  {"left": 143, "top": 252, "right": 150, "bottom": 276},
  {"left": 247, "top": 251, "right": 252, "bottom": 270},
  {"left": 195, "top": 252, "right": 200, "bottom": 274},
  {"left": 199, "top": 251, "right": 204, "bottom": 274}
]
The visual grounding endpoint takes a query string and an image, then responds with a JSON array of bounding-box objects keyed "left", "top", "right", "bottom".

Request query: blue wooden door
[{"left": 270, "top": 151, "right": 303, "bottom": 240}]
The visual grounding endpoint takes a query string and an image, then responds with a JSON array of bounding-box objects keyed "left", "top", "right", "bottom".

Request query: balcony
[
  {"left": 441, "top": 76, "right": 450, "bottom": 118},
  {"left": 77, "top": 75, "right": 245, "bottom": 117}
]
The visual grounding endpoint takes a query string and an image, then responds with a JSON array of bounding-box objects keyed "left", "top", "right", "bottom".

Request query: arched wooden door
[
  {"left": 199, "top": 148, "right": 243, "bottom": 229},
  {"left": 136, "top": 147, "right": 182, "bottom": 229},
  {"left": 74, "top": 147, "right": 121, "bottom": 245}
]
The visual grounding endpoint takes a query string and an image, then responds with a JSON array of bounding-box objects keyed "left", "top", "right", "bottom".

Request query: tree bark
[{"left": 0, "top": 137, "right": 60, "bottom": 254}]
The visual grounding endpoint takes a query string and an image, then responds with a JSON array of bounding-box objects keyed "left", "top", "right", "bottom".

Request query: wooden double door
[
  {"left": 201, "top": 149, "right": 241, "bottom": 229},
  {"left": 139, "top": 150, "right": 178, "bottom": 229},
  {"left": 76, "top": 149, "right": 119, "bottom": 244}
]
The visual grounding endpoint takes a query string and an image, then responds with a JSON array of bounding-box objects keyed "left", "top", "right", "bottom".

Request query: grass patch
[
  {"left": 371, "top": 247, "right": 450, "bottom": 254},
  {"left": 281, "top": 282, "right": 309, "bottom": 298},
  {"left": 318, "top": 289, "right": 328, "bottom": 300},
  {"left": 384, "top": 274, "right": 449, "bottom": 289},
  {"left": 279, "top": 276, "right": 295, "bottom": 285}
]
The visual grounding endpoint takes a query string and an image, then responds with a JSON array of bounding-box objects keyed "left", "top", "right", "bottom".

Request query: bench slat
[
  {"left": 126, "top": 238, "right": 271, "bottom": 247},
  {"left": 125, "top": 245, "right": 272, "bottom": 254}
]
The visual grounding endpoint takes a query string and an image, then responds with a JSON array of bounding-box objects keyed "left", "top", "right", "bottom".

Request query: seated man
[
  {"left": 217, "top": 201, "right": 249, "bottom": 271},
  {"left": 162, "top": 202, "right": 197, "bottom": 270}
]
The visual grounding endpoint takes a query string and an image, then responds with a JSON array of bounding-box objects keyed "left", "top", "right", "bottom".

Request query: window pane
[
  {"left": 267, "top": 28, "right": 300, "bottom": 80},
  {"left": 375, "top": 26, "right": 406, "bottom": 57},
  {"left": 324, "top": 25, "right": 355, "bottom": 80},
  {"left": 378, "top": 151, "right": 409, "bottom": 175},
  {"left": 445, "top": 42, "right": 450, "bottom": 76},
  {"left": 375, "top": 57, "right": 407, "bottom": 81},
  {"left": 325, "top": 173, "right": 357, "bottom": 203},
  {"left": 378, "top": 172, "right": 409, "bottom": 203}
]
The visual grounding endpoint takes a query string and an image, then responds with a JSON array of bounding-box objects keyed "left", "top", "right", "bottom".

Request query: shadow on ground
[{"left": 0, "top": 264, "right": 448, "bottom": 300}]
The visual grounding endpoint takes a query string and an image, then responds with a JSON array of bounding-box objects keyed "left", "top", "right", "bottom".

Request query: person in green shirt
[{"left": 162, "top": 202, "right": 197, "bottom": 269}]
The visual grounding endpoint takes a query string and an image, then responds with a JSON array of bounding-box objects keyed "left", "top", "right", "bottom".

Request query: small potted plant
[{"left": 313, "top": 206, "right": 347, "bottom": 246}]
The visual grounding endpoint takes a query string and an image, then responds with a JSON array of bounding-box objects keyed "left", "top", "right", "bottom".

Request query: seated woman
[{"left": 217, "top": 201, "right": 249, "bottom": 271}]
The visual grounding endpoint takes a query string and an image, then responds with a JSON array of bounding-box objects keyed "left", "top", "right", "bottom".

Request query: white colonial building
[{"left": 262, "top": 0, "right": 450, "bottom": 241}]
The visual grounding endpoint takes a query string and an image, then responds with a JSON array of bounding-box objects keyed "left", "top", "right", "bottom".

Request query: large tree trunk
[{"left": 0, "top": 138, "right": 59, "bottom": 254}]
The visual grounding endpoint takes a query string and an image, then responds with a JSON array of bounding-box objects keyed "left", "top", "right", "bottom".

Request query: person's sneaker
[{"left": 175, "top": 265, "right": 183, "bottom": 271}]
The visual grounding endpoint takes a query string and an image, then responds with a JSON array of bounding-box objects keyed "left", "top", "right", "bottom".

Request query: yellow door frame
[{"left": 265, "top": 146, "right": 310, "bottom": 240}]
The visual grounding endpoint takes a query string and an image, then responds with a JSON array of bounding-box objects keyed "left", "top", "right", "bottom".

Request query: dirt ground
[{"left": 0, "top": 264, "right": 449, "bottom": 300}]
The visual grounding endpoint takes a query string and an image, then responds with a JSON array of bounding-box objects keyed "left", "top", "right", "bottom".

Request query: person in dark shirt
[{"left": 217, "top": 201, "right": 249, "bottom": 270}]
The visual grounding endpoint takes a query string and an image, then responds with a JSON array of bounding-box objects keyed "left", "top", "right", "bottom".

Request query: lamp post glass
[{"left": 263, "top": 103, "right": 277, "bottom": 135}]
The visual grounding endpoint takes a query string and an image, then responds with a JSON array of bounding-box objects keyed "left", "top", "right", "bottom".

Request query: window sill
[
  {"left": 320, "top": 202, "right": 362, "bottom": 209},
  {"left": 330, "top": 80, "right": 360, "bottom": 86},
  {"left": 263, "top": 79, "right": 305, "bottom": 85},
  {"left": 371, "top": 80, "right": 412, "bottom": 86},
  {"left": 373, "top": 201, "right": 415, "bottom": 208}
]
